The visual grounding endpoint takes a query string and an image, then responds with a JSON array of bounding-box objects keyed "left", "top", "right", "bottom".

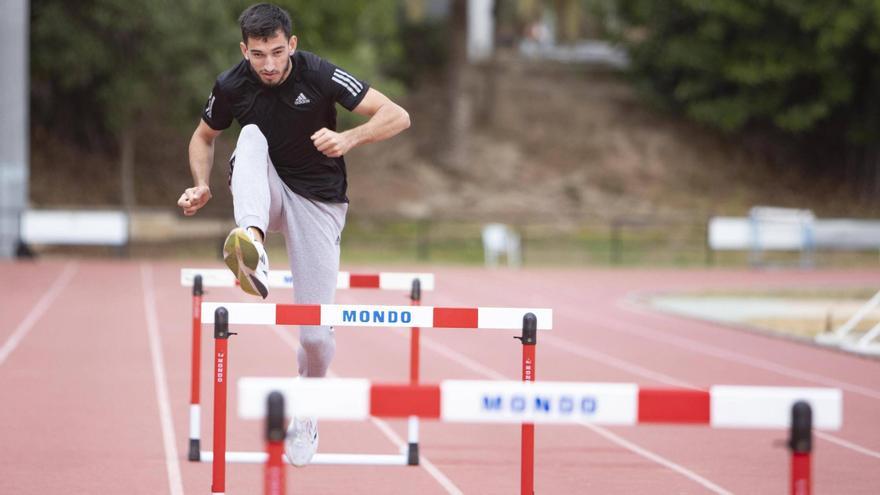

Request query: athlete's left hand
[{"left": 311, "top": 128, "right": 354, "bottom": 158}]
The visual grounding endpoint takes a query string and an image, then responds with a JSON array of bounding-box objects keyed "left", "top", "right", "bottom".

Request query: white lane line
[
  {"left": 141, "top": 264, "right": 184, "bottom": 495},
  {"left": 268, "top": 324, "right": 464, "bottom": 495},
  {"left": 409, "top": 332, "right": 732, "bottom": 494},
  {"left": 544, "top": 325, "right": 880, "bottom": 462},
  {"left": 815, "top": 431, "right": 880, "bottom": 460},
  {"left": 540, "top": 334, "right": 697, "bottom": 389},
  {"left": 0, "top": 262, "right": 77, "bottom": 367},
  {"left": 404, "top": 328, "right": 507, "bottom": 380},
  {"left": 579, "top": 421, "right": 732, "bottom": 494},
  {"left": 269, "top": 323, "right": 301, "bottom": 355},
  {"left": 368, "top": 417, "right": 464, "bottom": 495}
]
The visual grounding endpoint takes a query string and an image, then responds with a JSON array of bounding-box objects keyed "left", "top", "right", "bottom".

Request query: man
[{"left": 176, "top": 3, "right": 410, "bottom": 467}]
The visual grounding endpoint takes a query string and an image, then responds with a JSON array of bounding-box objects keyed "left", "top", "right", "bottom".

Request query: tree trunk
[
  {"left": 441, "top": 0, "right": 471, "bottom": 173},
  {"left": 869, "top": 146, "right": 880, "bottom": 203},
  {"left": 120, "top": 126, "right": 136, "bottom": 211},
  {"left": 476, "top": 0, "right": 501, "bottom": 128}
]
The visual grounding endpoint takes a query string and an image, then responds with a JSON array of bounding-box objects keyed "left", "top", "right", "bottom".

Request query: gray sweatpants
[{"left": 230, "top": 124, "right": 347, "bottom": 378}]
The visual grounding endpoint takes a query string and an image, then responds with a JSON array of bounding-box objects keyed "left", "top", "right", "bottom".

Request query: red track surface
[{"left": 1, "top": 260, "right": 878, "bottom": 494}]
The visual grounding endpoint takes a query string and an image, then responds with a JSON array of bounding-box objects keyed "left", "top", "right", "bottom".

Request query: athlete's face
[{"left": 240, "top": 30, "right": 297, "bottom": 87}]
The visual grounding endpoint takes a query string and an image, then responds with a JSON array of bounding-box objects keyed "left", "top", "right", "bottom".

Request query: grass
[
  {"left": 338, "top": 218, "right": 880, "bottom": 268},
  {"left": 746, "top": 316, "right": 880, "bottom": 339},
  {"left": 650, "top": 287, "right": 880, "bottom": 341},
  {"left": 681, "top": 288, "right": 879, "bottom": 299}
]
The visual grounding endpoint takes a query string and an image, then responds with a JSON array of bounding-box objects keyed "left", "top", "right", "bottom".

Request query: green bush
[{"left": 597, "top": 0, "right": 880, "bottom": 144}]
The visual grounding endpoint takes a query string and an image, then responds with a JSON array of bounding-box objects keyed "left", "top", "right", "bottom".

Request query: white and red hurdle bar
[
  {"left": 205, "top": 306, "right": 552, "bottom": 495},
  {"left": 181, "top": 269, "right": 435, "bottom": 465},
  {"left": 241, "top": 379, "right": 839, "bottom": 495}
]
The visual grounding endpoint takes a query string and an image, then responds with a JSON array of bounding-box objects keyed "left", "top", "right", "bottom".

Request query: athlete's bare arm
[
  {"left": 178, "top": 120, "right": 223, "bottom": 216},
  {"left": 311, "top": 88, "right": 410, "bottom": 158}
]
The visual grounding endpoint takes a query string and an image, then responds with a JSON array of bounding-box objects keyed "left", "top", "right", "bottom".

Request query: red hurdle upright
[
  {"left": 212, "top": 307, "right": 231, "bottom": 495},
  {"left": 265, "top": 392, "right": 286, "bottom": 495},
  {"left": 516, "top": 313, "right": 537, "bottom": 495},
  {"left": 789, "top": 401, "right": 812, "bottom": 495}
]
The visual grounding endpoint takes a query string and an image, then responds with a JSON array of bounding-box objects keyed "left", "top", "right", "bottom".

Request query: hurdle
[
  {"left": 206, "top": 306, "right": 552, "bottom": 495},
  {"left": 180, "top": 268, "right": 435, "bottom": 463},
  {"left": 239, "top": 378, "right": 841, "bottom": 495}
]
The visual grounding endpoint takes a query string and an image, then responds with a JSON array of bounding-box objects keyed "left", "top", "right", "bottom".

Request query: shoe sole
[{"left": 223, "top": 228, "right": 268, "bottom": 298}]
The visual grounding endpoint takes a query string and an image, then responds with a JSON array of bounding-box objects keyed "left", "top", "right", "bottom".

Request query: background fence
[
  {"left": 337, "top": 216, "right": 880, "bottom": 268},
  {"left": 20, "top": 212, "right": 880, "bottom": 268}
]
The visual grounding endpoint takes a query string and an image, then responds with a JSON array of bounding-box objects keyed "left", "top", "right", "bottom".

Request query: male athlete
[{"left": 176, "top": 3, "right": 410, "bottom": 466}]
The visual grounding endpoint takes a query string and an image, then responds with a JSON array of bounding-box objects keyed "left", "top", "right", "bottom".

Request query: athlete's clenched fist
[
  {"left": 177, "top": 185, "right": 212, "bottom": 216},
  {"left": 311, "top": 128, "right": 354, "bottom": 158}
]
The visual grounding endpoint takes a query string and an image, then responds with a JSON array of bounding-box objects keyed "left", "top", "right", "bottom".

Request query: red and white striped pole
[
  {"left": 789, "top": 401, "right": 812, "bottom": 495},
  {"left": 212, "top": 308, "right": 232, "bottom": 495},
  {"left": 516, "top": 313, "right": 537, "bottom": 495},
  {"left": 408, "top": 278, "right": 421, "bottom": 465},
  {"left": 189, "top": 275, "right": 203, "bottom": 461},
  {"left": 265, "top": 392, "right": 286, "bottom": 495}
]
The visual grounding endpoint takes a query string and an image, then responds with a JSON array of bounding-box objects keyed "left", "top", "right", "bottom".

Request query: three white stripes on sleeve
[{"left": 331, "top": 68, "right": 363, "bottom": 97}]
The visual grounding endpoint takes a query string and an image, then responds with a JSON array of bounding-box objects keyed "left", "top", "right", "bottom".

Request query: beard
[{"left": 250, "top": 57, "right": 291, "bottom": 87}]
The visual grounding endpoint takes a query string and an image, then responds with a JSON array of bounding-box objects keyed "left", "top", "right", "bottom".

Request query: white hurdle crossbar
[
  {"left": 181, "top": 268, "right": 435, "bottom": 290},
  {"left": 238, "top": 378, "right": 842, "bottom": 429},
  {"left": 201, "top": 302, "right": 553, "bottom": 329},
  {"left": 182, "top": 269, "right": 434, "bottom": 467},
  {"left": 207, "top": 306, "right": 550, "bottom": 495}
]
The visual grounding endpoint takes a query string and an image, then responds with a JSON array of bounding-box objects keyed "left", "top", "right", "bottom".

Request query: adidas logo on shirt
[{"left": 294, "top": 93, "right": 311, "bottom": 105}]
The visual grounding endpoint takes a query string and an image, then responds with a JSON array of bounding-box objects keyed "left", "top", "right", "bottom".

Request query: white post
[
  {"left": 467, "top": 0, "right": 494, "bottom": 62},
  {"left": 854, "top": 321, "right": 880, "bottom": 349},
  {"left": 816, "top": 289, "right": 880, "bottom": 343},
  {"left": 0, "top": 0, "right": 29, "bottom": 258}
]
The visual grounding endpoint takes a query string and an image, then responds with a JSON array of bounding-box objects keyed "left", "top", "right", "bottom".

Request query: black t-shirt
[{"left": 202, "top": 50, "right": 370, "bottom": 203}]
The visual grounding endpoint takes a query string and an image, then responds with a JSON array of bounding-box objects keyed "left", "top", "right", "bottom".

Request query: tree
[
  {"left": 595, "top": 0, "right": 880, "bottom": 201},
  {"left": 30, "top": 0, "right": 404, "bottom": 208},
  {"left": 31, "top": 0, "right": 236, "bottom": 209}
]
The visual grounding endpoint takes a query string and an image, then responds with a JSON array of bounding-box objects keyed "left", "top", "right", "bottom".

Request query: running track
[{"left": 1, "top": 260, "right": 878, "bottom": 494}]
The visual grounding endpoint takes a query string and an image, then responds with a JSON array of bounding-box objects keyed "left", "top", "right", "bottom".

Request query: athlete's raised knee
[
  {"left": 239, "top": 124, "right": 268, "bottom": 147},
  {"left": 300, "top": 328, "right": 334, "bottom": 351}
]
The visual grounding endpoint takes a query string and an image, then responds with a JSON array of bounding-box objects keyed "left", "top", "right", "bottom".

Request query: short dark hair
[{"left": 239, "top": 3, "right": 293, "bottom": 43}]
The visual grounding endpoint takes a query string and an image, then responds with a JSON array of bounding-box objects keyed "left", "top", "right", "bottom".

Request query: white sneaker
[
  {"left": 222, "top": 227, "right": 269, "bottom": 299},
  {"left": 284, "top": 416, "right": 319, "bottom": 467}
]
